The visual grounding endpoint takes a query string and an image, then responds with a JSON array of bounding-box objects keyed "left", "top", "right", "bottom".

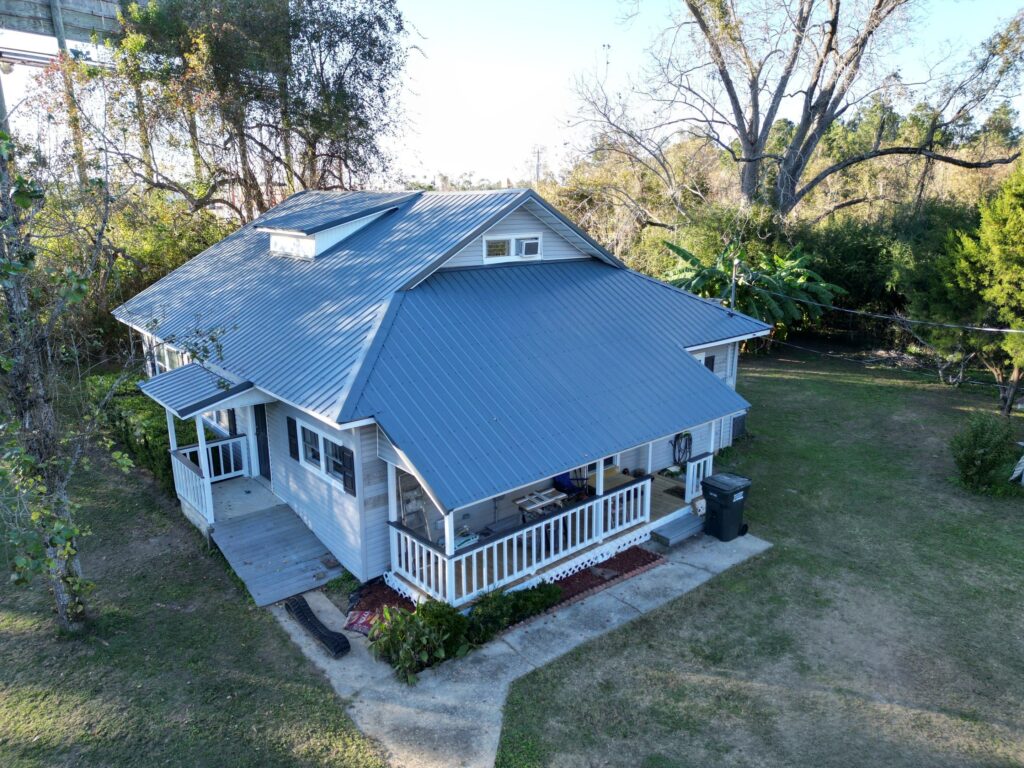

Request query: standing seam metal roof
[
  {"left": 343, "top": 260, "right": 769, "bottom": 510},
  {"left": 114, "top": 189, "right": 526, "bottom": 418}
]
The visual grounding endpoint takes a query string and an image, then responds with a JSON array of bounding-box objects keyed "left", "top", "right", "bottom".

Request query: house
[{"left": 114, "top": 189, "right": 770, "bottom": 607}]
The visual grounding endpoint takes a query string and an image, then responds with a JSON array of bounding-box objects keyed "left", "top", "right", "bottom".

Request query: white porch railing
[
  {"left": 684, "top": 453, "right": 714, "bottom": 502},
  {"left": 170, "top": 435, "right": 249, "bottom": 522},
  {"left": 390, "top": 476, "right": 652, "bottom": 607}
]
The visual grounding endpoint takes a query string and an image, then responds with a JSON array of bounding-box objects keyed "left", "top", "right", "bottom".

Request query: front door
[{"left": 253, "top": 404, "right": 271, "bottom": 481}]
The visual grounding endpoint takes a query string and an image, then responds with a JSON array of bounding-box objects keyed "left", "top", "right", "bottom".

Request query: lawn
[
  {"left": 0, "top": 456, "right": 386, "bottom": 767},
  {"left": 497, "top": 353, "right": 1024, "bottom": 768}
]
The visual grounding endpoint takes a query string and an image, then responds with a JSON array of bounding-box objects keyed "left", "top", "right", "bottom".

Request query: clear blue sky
[{"left": 1, "top": 0, "right": 1020, "bottom": 183}]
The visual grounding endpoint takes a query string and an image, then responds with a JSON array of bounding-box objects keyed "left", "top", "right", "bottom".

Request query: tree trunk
[
  {"left": 1000, "top": 365, "right": 1022, "bottom": 417},
  {"left": 277, "top": 75, "right": 295, "bottom": 194},
  {"left": 58, "top": 54, "right": 89, "bottom": 185},
  {"left": 133, "top": 81, "right": 154, "bottom": 182}
]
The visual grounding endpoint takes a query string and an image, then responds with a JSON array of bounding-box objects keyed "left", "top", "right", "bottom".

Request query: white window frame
[
  {"left": 292, "top": 417, "right": 358, "bottom": 496},
  {"left": 482, "top": 232, "right": 543, "bottom": 264}
]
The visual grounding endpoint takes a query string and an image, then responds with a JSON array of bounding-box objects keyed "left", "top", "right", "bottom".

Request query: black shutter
[
  {"left": 227, "top": 409, "right": 237, "bottom": 436},
  {"left": 341, "top": 446, "right": 356, "bottom": 496},
  {"left": 287, "top": 417, "right": 299, "bottom": 461},
  {"left": 704, "top": 355, "right": 716, "bottom": 372}
]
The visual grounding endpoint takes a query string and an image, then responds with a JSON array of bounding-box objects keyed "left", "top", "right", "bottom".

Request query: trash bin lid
[{"left": 701, "top": 472, "right": 752, "bottom": 494}]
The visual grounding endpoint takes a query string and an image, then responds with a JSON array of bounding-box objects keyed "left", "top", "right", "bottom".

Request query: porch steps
[{"left": 651, "top": 512, "right": 704, "bottom": 547}]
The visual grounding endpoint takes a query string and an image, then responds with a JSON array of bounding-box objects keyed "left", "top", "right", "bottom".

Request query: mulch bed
[
  {"left": 349, "top": 579, "right": 414, "bottom": 614},
  {"left": 548, "top": 545, "right": 664, "bottom": 606}
]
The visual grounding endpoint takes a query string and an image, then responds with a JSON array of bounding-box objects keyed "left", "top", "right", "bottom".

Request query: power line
[{"left": 758, "top": 289, "right": 1024, "bottom": 335}]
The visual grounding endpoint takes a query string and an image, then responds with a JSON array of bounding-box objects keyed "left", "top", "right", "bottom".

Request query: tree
[
  {"left": 950, "top": 165, "right": 1024, "bottom": 415},
  {"left": 0, "top": 134, "right": 133, "bottom": 632},
  {"left": 577, "top": 2, "right": 1024, "bottom": 218},
  {"left": 665, "top": 242, "right": 842, "bottom": 336}
]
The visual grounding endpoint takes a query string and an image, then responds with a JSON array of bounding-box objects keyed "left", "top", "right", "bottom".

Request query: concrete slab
[{"left": 273, "top": 533, "right": 772, "bottom": 768}]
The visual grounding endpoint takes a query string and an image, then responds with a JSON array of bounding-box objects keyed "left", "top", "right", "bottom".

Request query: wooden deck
[
  {"left": 649, "top": 474, "right": 691, "bottom": 520},
  {"left": 211, "top": 504, "right": 344, "bottom": 606}
]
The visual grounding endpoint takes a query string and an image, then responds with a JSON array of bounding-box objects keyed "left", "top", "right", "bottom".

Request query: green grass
[
  {"left": 496, "top": 353, "right": 1024, "bottom": 768},
  {"left": 0, "top": 455, "right": 386, "bottom": 768}
]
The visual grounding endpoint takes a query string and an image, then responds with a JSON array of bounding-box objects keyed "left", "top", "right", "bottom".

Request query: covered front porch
[{"left": 384, "top": 447, "right": 717, "bottom": 607}]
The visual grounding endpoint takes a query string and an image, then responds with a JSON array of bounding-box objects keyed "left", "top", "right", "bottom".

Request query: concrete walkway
[{"left": 271, "top": 533, "right": 772, "bottom": 768}]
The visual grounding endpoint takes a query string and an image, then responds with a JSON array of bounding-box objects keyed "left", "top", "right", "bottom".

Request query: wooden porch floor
[
  {"left": 211, "top": 503, "right": 344, "bottom": 606},
  {"left": 649, "top": 474, "right": 691, "bottom": 520}
]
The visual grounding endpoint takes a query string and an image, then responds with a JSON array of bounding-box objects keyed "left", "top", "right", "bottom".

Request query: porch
[{"left": 385, "top": 451, "right": 716, "bottom": 607}]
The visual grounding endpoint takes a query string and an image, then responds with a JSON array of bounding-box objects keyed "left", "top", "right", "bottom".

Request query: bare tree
[{"left": 578, "top": 1, "right": 1024, "bottom": 218}]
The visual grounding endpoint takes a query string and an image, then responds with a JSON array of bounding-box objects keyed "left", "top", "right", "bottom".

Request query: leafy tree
[
  {"left": 950, "top": 165, "right": 1024, "bottom": 414},
  {"left": 665, "top": 242, "right": 842, "bottom": 336}
]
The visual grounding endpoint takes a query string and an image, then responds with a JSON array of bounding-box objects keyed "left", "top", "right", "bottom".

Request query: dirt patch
[{"left": 349, "top": 579, "right": 415, "bottom": 614}]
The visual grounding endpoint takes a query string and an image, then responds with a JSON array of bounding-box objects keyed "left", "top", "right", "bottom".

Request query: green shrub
[
  {"left": 467, "top": 583, "right": 562, "bottom": 645},
  {"left": 86, "top": 373, "right": 198, "bottom": 494},
  {"left": 950, "top": 413, "right": 1015, "bottom": 493},
  {"left": 368, "top": 601, "right": 469, "bottom": 684}
]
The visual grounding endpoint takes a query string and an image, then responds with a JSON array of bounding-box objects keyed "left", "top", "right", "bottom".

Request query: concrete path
[{"left": 271, "top": 533, "right": 772, "bottom": 768}]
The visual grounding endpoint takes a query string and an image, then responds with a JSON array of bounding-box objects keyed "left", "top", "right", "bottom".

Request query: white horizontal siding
[
  {"left": 443, "top": 206, "right": 589, "bottom": 269},
  {"left": 266, "top": 402, "right": 367, "bottom": 579},
  {"left": 359, "top": 425, "right": 391, "bottom": 579}
]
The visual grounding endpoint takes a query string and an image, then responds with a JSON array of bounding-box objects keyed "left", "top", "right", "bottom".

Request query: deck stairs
[{"left": 651, "top": 511, "right": 704, "bottom": 547}]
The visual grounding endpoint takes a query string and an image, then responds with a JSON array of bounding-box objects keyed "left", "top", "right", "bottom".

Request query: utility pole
[
  {"left": 533, "top": 146, "right": 542, "bottom": 186},
  {"left": 730, "top": 254, "right": 739, "bottom": 309}
]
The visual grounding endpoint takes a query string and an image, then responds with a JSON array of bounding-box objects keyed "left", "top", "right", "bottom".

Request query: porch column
[
  {"left": 387, "top": 463, "right": 399, "bottom": 572},
  {"left": 593, "top": 461, "right": 605, "bottom": 543},
  {"left": 165, "top": 408, "right": 178, "bottom": 452},
  {"left": 443, "top": 510, "right": 456, "bottom": 604},
  {"left": 644, "top": 442, "right": 654, "bottom": 474},
  {"left": 194, "top": 414, "right": 215, "bottom": 526}
]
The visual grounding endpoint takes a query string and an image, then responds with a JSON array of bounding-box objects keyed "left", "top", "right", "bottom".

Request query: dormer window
[{"left": 483, "top": 234, "right": 542, "bottom": 263}]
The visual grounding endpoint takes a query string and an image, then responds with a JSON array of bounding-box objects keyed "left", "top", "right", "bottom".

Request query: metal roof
[
  {"left": 343, "top": 260, "right": 769, "bottom": 510},
  {"left": 138, "top": 363, "right": 252, "bottom": 419},
  {"left": 254, "top": 190, "right": 419, "bottom": 234},
  {"left": 115, "top": 189, "right": 526, "bottom": 419}
]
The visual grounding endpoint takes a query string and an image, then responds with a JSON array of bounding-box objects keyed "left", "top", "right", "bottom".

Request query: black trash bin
[{"left": 701, "top": 473, "right": 751, "bottom": 542}]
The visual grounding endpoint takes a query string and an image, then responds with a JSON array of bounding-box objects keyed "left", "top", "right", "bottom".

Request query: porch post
[
  {"left": 644, "top": 442, "right": 654, "bottom": 474},
  {"left": 595, "top": 461, "right": 604, "bottom": 496},
  {"left": 443, "top": 511, "right": 456, "bottom": 604},
  {"left": 165, "top": 408, "right": 178, "bottom": 452},
  {"left": 387, "top": 463, "right": 399, "bottom": 569},
  {"left": 593, "top": 461, "right": 605, "bottom": 543},
  {"left": 194, "top": 414, "right": 215, "bottom": 526}
]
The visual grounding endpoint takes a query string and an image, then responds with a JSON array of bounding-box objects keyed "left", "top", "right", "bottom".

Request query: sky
[{"left": 1, "top": 0, "right": 1022, "bottom": 184}]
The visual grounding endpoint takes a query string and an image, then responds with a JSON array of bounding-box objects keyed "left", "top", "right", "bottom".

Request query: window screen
[
  {"left": 485, "top": 239, "right": 510, "bottom": 258},
  {"left": 301, "top": 427, "right": 321, "bottom": 467}
]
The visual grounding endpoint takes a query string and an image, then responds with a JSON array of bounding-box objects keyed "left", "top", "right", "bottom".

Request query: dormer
[{"left": 255, "top": 190, "right": 420, "bottom": 260}]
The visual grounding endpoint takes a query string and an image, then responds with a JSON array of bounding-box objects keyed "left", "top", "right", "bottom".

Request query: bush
[
  {"left": 368, "top": 601, "right": 468, "bottom": 684},
  {"left": 950, "top": 413, "right": 1016, "bottom": 493},
  {"left": 466, "top": 583, "right": 562, "bottom": 645},
  {"left": 86, "top": 373, "right": 198, "bottom": 494},
  {"left": 369, "top": 584, "right": 563, "bottom": 683}
]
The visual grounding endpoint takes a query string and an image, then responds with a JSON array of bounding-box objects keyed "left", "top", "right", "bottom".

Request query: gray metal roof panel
[
  {"left": 345, "top": 261, "right": 765, "bottom": 509},
  {"left": 254, "top": 190, "right": 420, "bottom": 234},
  {"left": 137, "top": 363, "right": 249, "bottom": 418},
  {"left": 115, "top": 189, "right": 525, "bottom": 418}
]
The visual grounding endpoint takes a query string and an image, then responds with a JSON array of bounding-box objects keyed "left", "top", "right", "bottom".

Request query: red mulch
[
  {"left": 349, "top": 579, "right": 414, "bottom": 614},
  {"left": 549, "top": 546, "right": 664, "bottom": 605}
]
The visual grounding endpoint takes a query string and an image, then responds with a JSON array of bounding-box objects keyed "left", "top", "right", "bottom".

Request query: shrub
[
  {"left": 86, "top": 373, "right": 198, "bottom": 494},
  {"left": 368, "top": 601, "right": 469, "bottom": 684},
  {"left": 466, "top": 583, "right": 562, "bottom": 645},
  {"left": 950, "top": 413, "right": 1015, "bottom": 493}
]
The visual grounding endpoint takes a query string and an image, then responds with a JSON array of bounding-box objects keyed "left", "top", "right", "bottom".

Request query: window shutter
[
  {"left": 704, "top": 355, "right": 716, "bottom": 372},
  {"left": 287, "top": 417, "right": 299, "bottom": 461},
  {"left": 227, "top": 409, "right": 237, "bottom": 436},
  {"left": 341, "top": 446, "right": 356, "bottom": 496}
]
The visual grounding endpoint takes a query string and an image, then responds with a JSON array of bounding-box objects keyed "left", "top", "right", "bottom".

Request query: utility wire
[{"left": 757, "top": 289, "right": 1024, "bottom": 335}]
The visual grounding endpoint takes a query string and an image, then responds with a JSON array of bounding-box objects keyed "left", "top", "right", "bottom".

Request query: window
[
  {"left": 325, "top": 440, "right": 356, "bottom": 496},
  {"left": 704, "top": 355, "right": 716, "bottom": 372},
  {"left": 287, "top": 417, "right": 300, "bottom": 460},
  {"left": 485, "top": 238, "right": 510, "bottom": 259},
  {"left": 301, "top": 426, "right": 321, "bottom": 467},
  {"left": 483, "top": 233, "right": 542, "bottom": 263}
]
